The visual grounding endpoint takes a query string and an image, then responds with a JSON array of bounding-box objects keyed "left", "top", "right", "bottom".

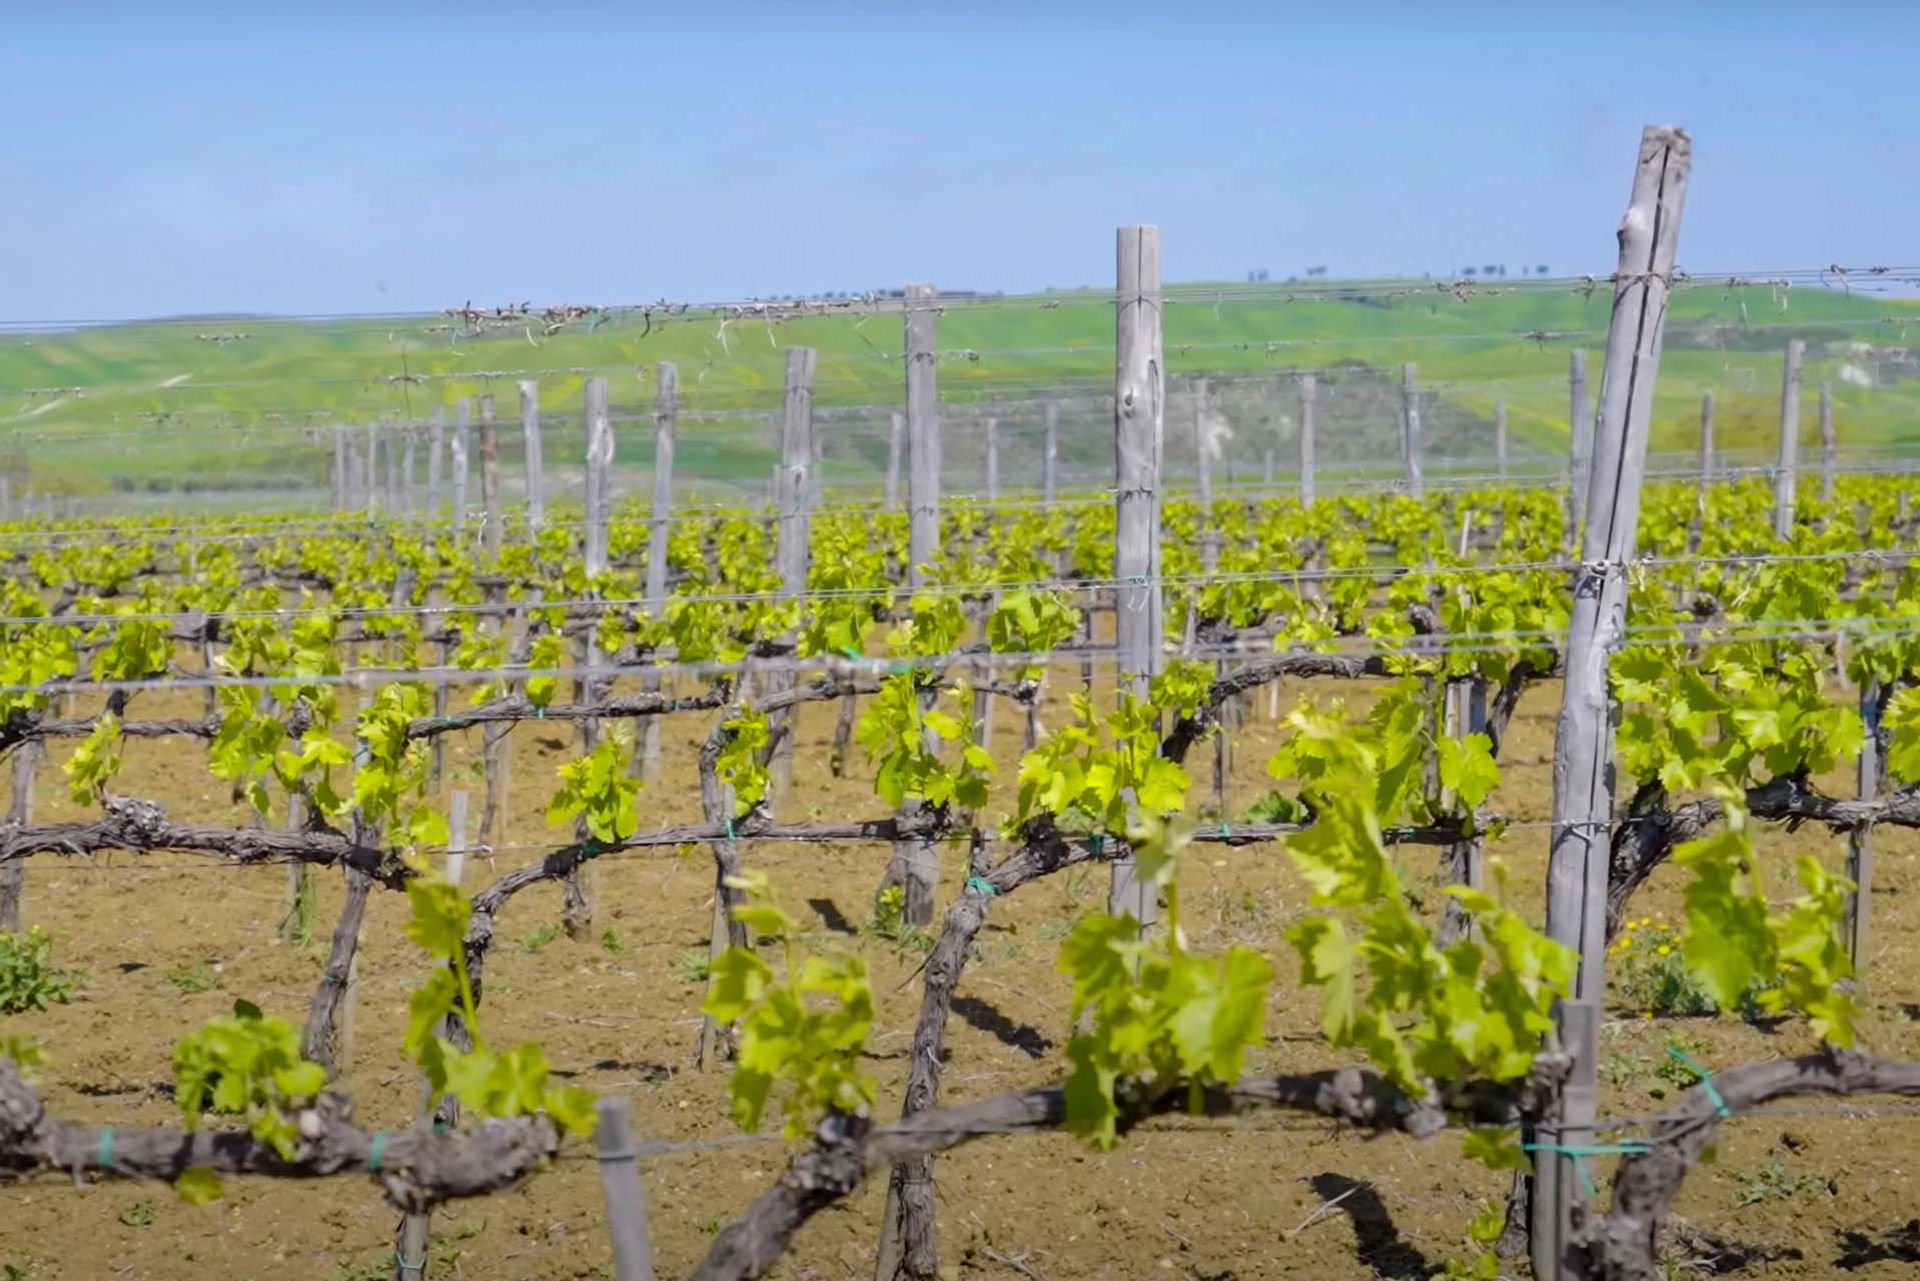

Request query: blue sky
[{"left": 4, "top": 2, "right": 1915, "bottom": 319}]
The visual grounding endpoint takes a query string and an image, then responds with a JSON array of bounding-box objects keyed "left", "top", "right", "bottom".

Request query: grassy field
[{"left": 4, "top": 279, "right": 1917, "bottom": 501}]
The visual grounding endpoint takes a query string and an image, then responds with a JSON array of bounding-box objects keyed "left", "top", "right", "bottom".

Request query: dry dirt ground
[{"left": 5, "top": 663, "right": 1920, "bottom": 1281}]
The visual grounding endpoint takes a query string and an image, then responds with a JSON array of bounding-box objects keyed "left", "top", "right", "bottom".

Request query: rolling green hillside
[{"left": 4, "top": 279, "right": 1915, "bottom": 504}]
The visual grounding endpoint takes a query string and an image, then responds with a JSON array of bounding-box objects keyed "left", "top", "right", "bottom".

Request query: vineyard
[{"left": 5, "top": 126, "right": 1920, "bottom": 1281}]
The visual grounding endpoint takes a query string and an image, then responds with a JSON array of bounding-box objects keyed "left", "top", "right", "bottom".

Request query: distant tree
[{"left": 1462, "top": 266, "right": 1477, "bottom": 277}]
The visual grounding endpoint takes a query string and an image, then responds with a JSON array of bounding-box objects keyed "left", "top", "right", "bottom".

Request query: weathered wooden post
[
  {"left": 584, "top": 377, "right": 613, "bottom": 576},
  {"left": 984, "top": 416, "right": 999, "bottom": 503},
  {"left": 768, "top": 347, "right": 816, "bottom": 801},
  {"left": 595, "top": 1098, "right": 658, "bottom": 1281},
  {"left": 1569, "top": 348, "right": 1593, "bottom": 533},
  {"left": 1493, "top": 399, "right": 1509, "bottom": 478},
  {"left": 399, "top": 424, "right": 417, "bottom": 516},
  {"left": 1819, "top": 381, "right": 1836, "bottom": 504},
  {"left": 1043, "top": 403, "right": 1060, "bottom": 505},
  {"left": 1847, "top": 683, "right": 1883, "bottom": 975},
  {"left": 451, "top": 399, "right": 471, "bottom": 535},
  {"left": 479, "top": 393, "right": 502, "bottom": 558},
  {"left": 0, "top": 743, "right": 35, "bottom": 930},
  {"left": 1298, "top": 372, "right": 1317, "bottom": 504},
  {"left": 520, "top": 380, "right": 545, "bottom": 534},
  {"left": 364, "top": 422, "right": 381, "bottom": 515},
  {"left": 1112, "top": 226, "right": 1163, "bottom": 929},
  {"left": 1699, "top": 392, "right": 1715, "bottom": 482},
  {"left": 1399, "top": 362, "right": 1424, "bottom": 496},
  {"left": 1773, "top": 338, "right": 1804, "bottom": 540},
  {"left": 426, "top": 407, "right": 445, "bottom": 517},
  {"left": 1534, "top": 123, "right": 1690, "bottom": 1277},
  {"left": 641, "top": 364, "right": 677, "bottom": 781},
  {"left": 332, "top": 427, "right": 348, "bottom": 511},
  {"left": 882, "top": 283, "right": 942, "bottom": 924},
  {"left": 885, "top": 411, "right": 904, "bottom": 509}
]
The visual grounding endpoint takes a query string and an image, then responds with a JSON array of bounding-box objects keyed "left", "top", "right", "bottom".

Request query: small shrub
[
  {"left": 521, "top": 923, "right": 565, "bottom": 954},
  {"left": 165, "top": 961, "right": 220, "bottom": 995},
  {"left": 1610, "top": 915, "right": 1717, "bottom": 1016},
  {"left": 0, "top": 930, "right": 76, "bottom": 1014},
  {"left": 1735, "top": 1159, "right": 1833, "bottom": 1206},
  {"left": 672, "top": 947, "right": 711, "bottom": 985},
  {"left": 599, "top": 926, "right": 625, "bottom": 955},
  {"left": 863, "top": 886, "right": 932, "bottom": 951}
]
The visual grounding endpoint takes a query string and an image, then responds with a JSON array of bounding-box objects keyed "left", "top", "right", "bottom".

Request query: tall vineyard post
[
  {"left": 1110, "top": 224, "right": 1163, "bottom": 929},
  {"left": 0, "top": 741, "right": 35, "bottom": 930},
  {"left": 1820, "top": 380, "right": 1836, "bottom": 506},
  {"left": 1298, "top": 371, "right": 1317, "bottom": 505},
  {"left": 480, "top": 393, "right": 503, "bottom": 560},
  {"left": 1494, "top": 398, "right": 1508, "bottom": 480},
  {"left": 1399, "top": 362, "right": 1424, "bottom": 496},
  {"left": 1773, "top": 338, "right": 1805, "bottom": 540},
  {"left": 426, "top": 406, "right": 445, "bottom": 517},
  {"left": 452, "top": 399, "right": 471, "bottom": 536},
  {"left": 594, "top": 1097, "right": 658, "bottom": 1281},
  {"left": 883, "top": 282, "right": 942, "bottom": 925},
  {"left": 641, "top": 363, "right": 677, "bottom": 782},
  {"left": 1569, "top": 348, "right": 1592, "bottom": 546},
  {"left": 521, "top": 379, "right": 545, "bottom": 534},
  {"left": 767, "top": 347, "right": 818, "bottom": 803},
  {"left": 885, "top": 411, "right": 904, "bottom": 509},
  {"left": 1534, "top": 123, "right": 1691, "bottom": 1274}
]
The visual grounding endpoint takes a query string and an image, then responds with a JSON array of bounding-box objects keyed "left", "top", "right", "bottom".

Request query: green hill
[{"left": 3, "top": 279, "right": 1915, "bottom": 506}]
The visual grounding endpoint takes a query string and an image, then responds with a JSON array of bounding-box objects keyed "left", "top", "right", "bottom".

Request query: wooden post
[
  {"left": 1112, "top": 225, "right": 1164, "bottom": 930},
  {"left": 1043, "top": 403, "right": 1059, "bottom": 505},
  {"left": 1494, "top": 399, "right": 1508, "bottom": 479},
  {"left": 479, "top": 393, "right": 502, "bottom": 558},
  {"left": 1534, "top": 124, "right": 1690, "bottom": 1278},
  {"left": 1846, "top": 682, "right": 1881, "bottom": 975},
  {"left": 1191, "top": 380, "right": 1216, "bottom": 573},
  {"left": 594, "top": 1098, "right": 658, "bottom": 1281},
  {"left": 768, "top": 347, "right": 817, "bottom": 802},
  {"left": 1699, "top": 392, "right": 1715, "bottom": 482},
  {"left": 365, "top": 422, "right": 381, "bottom": 515},
  {"left": 399, "top": 426, "right": 416, "bottom": 516},
  {"left": 332, "top": 428, "right": 348, "bottom": 511},
  {"left": 1298, "top": 373, "right": 1317, "bottom": 505},
  {"left": 1398, "top": 363, "right": 1424, "bottom": 496},
  {"left": 905, "top": 285, "right": 940, "bottom": 586},
  {"left": 520, "top": 380, "right": 545, "bottom": 534},
  {"left": 426, "top": 408, "right": 445, "bottom": 517},
  {"left": 884, "top": 284, "right": 942, "bottom": 925},
  {"left": 1773, "top": 339, "right": 1804, "bottom": 540},
  {"left": 1569, "top": 348, "right": 1593, "bottom": 524},
  {"left": 451, "top": 399, "right": 471, "bottom": 535},
  {"left": 885, "top": 411, "right": 904, "bottom": 509},
  {"left": 641, "top": 364, "right": 677, "bottom": 781},
  {"left": 984, "top": 416, "right": 999, "bottom": 503},
  {"left": 584, "top": 377, "right": 613, "bottom": 577},
  {"left": 1819, "top": 381, "right": 1836, "bottom": 504},
  {"left": 384, "top": 422, "right": 401, "bottom": 512},
  {"left": 1, "top": 743, "right": 36, "bottom": 930}
]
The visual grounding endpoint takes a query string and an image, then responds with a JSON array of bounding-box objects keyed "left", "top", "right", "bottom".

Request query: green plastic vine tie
[
  {"left": 964, "top": 875, "right": 998, "bottom": 896},
  {"left": 394, "top": 1249, "right": 427, "bottom": 1277},
  {"left": 1091, "top": 834, "right": 1105, "bottom": 856},
  {"left": 96, "top": 1127, "right": 113, "bottom": 1173},
  {"left": 367, "top": 1131, "right": 388, "bottom": 1173},
  {"left": 1219, "top": 822, "right": 1231, "bottom": 840},
  {"left": 1667, "top": 1046, "right": 1731, "bottom": 1117},
  {"left": 724, "top": 816, "right": 735, "bottom": 841},
  {"left": 1520, "top": 1140, "right": 1651, "bottom": 1196}
]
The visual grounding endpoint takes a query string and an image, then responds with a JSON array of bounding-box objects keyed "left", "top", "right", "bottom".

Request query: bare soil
[{"left": 5, "top": 666, "right": 1920, "bottom": 1281}]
